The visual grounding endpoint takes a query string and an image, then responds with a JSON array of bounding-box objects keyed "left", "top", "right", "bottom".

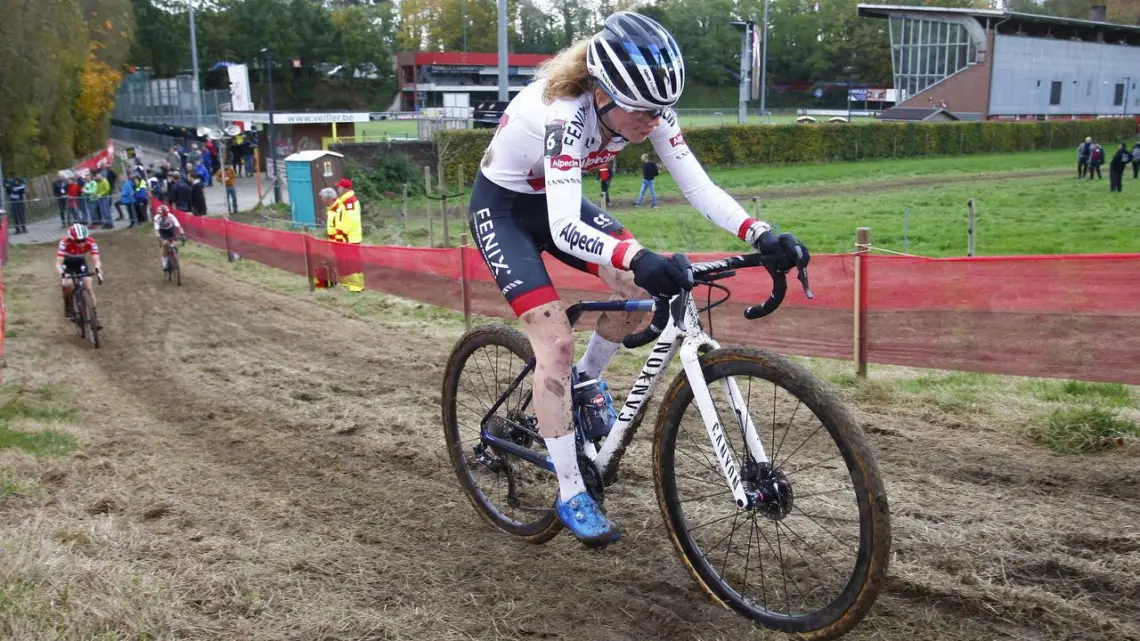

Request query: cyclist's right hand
[{"left": 629, "top": 249, "right": 693, "bottom": 299}]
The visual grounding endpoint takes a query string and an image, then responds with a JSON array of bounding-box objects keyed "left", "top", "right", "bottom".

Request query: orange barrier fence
[{"left": 170, "top": 208, "right": 1140, "bottom": 385}]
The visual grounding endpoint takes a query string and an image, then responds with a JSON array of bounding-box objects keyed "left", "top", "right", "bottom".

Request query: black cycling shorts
[
  {"left": 158, "top": 227, "right": 177, "bottom": 240},
  {"left": 468, "top": 171, "right": 635, "bottom": 316},
  {"left": 61, "top": 256, "right": 88, "bottom": 277}
]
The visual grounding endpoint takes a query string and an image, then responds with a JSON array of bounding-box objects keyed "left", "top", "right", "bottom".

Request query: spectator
[
  {"left": 223, "top": 164, "right": 238, "bottom": 214},
  {"left": 76, "top": 172, "right": 90, "bottom": 223},
  {"left": 95, "top": 170, "right": 113, "bottom": 229},
  {"left": 1109, "top": 143, "right": 1131, "bottom": 193},
  {"left": 230, "top": 137, "right": 244, "bottom": 177},
  {"left": 189, "top": 143, "right": 203, "bottom": 169},
  {"left": 1077, "top": 136, "right": 1091, "bottom": 178},
  {"left": 328, "top": 179, "right": 363, "bottom": 292},
  {"left": 166, "top": 146, "right": 182, "bottom": 171},
  {"left": 598, "top": 160, "right": 612, "bottom": 208},
  {"left": 242, "top": 136, "right": 255, "bottom": 176},
  {"left": 82, "top": 173, "right": 100, "bottom": 224},
  {"left": 132, "top": 174, "right": 149, "bottom": 224},
  {"left": 1089, "top": 143, "right": 1104, "bottom": 180},
  {"left": 173, "top": 172, "right": 192, "bottom": 211},
  {"left": 189, "top": 174, "right": 207, "bottom": 216},
  {"left": 1132, "top": 141, "right": 1140, "bottom": 179},
  {"left": 53, "top": 171, "right": 69, "bottom": 228},
  {"left": 633, "top": 153, "right": 659, "bottom": 208},
  {"left": 4, "top": 177, "right": 28, "bottom": 234},
  {"left": 119, "top": 177, "right": 136, "bottom": 227},
  {"left": 65, "top": 176, "right": 82, "bottom": 224}
]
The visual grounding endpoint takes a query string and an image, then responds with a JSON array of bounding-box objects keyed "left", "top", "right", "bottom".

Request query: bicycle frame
[{"left": 479, "top": 293, "right": 770, "bottom": 510}]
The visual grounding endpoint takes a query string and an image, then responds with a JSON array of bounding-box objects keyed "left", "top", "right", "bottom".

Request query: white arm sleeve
[
  {"left": 543, "top": 100, "right": 634, "bottom": 269},
  {"left": 651, "top": 110, "right": 770, "bottom": 242}
]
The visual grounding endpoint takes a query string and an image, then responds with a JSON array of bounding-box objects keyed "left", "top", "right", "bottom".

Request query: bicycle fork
[{"left": 679, "top": 340, "right": 770, "bottom": 510}]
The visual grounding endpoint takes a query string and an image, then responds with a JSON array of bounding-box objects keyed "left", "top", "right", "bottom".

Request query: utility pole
[
  {"left": 730, "top": 21, "right": 753, "bottom": 125},
  {"left": 760, "top": 0, "right": 770, "bottom": 118},
  {"left": 189, "top": 0, "right": 203, "bottom": 123},
  {"left": 262, "top": 48, "right": 282, "bottom": 204},
  {"left": 498, "top": 0, "right": 508, "bottom": 102}
]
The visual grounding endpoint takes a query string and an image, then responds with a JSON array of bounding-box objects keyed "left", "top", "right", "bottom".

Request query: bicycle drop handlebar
[{"left": 621, "top": 252, "right": 814, "bottom": 349}]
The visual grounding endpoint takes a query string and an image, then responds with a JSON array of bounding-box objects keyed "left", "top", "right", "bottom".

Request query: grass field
[
  {"left": 352, "top": 112, "right": 870, "bottom": 140},
  {"left": 345, "top": 149, "right": 1140, "bottom": 256}
]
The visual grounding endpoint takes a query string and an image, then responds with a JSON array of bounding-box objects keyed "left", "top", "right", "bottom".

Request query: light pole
[
  {"left": 189, "top": 0, "right": 203, "bottom": 123},
  {"left": 498, "top": 0, "right": 508, "bottom": 102},
  {"left": 729, "top": 20, "right": 753, "bottom": 125},
  {"left": 760, "top": 0, "right": 770, "bottom": 119},
  {"left": 261, "top": 48, "right": 282, "bottom": 204}
]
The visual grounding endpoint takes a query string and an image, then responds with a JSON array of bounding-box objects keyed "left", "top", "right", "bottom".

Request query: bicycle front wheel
[
  {"left": 82, "top": 288, "right": 99, "bottom": 349},
  {"left": 653, "top": 347, "right": 889, "bottom": 640}
]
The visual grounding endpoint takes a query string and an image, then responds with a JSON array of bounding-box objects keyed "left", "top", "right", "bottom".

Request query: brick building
[{"left": 859, "top": 4, "right": 1140, "bottom": 120}]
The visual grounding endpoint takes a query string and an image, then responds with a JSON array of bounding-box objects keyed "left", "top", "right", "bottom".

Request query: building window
[
  {"left": 1115, "top": 83, "right": 1125, "bottom": 106},
  {"left": 888, "top": 16, "right": 979, "bottom": 101},
  {"left": 1050, "top": 81, "right": 1062, "bottom": 105}
]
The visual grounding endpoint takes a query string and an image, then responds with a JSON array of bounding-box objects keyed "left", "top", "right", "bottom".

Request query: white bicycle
[{"left": 442, "top": 253, "right": 891, "bottom": 640}]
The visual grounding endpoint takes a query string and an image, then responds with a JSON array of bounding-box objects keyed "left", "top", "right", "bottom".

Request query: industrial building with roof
[{"left": 858, "top": 4, "right": 1140, "bottom": 121}]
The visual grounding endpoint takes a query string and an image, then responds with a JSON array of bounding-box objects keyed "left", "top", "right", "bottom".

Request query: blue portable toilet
[{"left": 284, "top": 150, "right": 345, "bottom": 229}]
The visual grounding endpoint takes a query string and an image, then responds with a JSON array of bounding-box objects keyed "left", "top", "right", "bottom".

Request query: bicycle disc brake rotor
[{"left": 744, "top": 460, "right": 793, "bottom": 521}]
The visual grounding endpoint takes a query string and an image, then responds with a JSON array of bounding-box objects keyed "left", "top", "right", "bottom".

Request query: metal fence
[
  {"left": 111, "top": 72, "right": 232, "bottom": 129},
  {"left": 110, "top": 126, "right": 190, "bottom": 155}
]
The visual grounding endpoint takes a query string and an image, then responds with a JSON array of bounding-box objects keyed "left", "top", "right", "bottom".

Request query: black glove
[
  {"left": 629, "top": 249, "right": 692, "bottom": 299},
  {"left": 751, "top": 230, "right": 810, "bottom": 272}
]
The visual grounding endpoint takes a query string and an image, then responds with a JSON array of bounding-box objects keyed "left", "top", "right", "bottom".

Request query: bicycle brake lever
[{"left": 797, "top": 265, "right": 814, "bottom": 300}]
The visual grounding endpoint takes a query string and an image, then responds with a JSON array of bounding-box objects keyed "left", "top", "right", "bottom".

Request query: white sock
[
  {"left": 544, "top": 433, "right": 586, "bottom": 502},
  {"left": 576, "top": 333, "right": 621, "bottom": 380},
  {"left": 161, "top": 257, "right": 168, "bottom": 269}
]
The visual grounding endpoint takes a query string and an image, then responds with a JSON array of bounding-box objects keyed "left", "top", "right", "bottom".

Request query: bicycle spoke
[
  {"left": 678, "top": 487, "right": 733, "bottom": 504},
  {"left": 776, "top": 422, "right": 826, "bottom": 470},
  {"left": 686, "top": 510, "right": 743, "bottom": 532},
  {"left": 774, "top": 521, "right": 834, "bottom": 604},
  {"left": 793, "top": 506, "right": 856, "bottom": 549},
  {"left": 719, "top": 511, "right": 745, "bottom": 578},
  {"left": 777, "top": 519, "right": 848, "bottom": 578},
  {"left": 791, "top": 486, "right": 853, "bottom": 501},
  {"left": 674, "top": 472, "right": 731, "bottom": 489},
  {"left": 698, "top": 509, "right": 745, "bottom": 560},
  {"left": 782, "top": 452, "right": 846, "bottom": 479},
  {"left": 679, "top": 421, "right": 723, "bottom": 479},
  {"left": 774, "top": 398, "right": 804, "bottom": 465},
  {"left": 675, "top": 436, "right": 722, "bottom": 478}
]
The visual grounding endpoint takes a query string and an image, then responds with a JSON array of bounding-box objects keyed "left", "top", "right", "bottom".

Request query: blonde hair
[
  {"left": 640, "top": 153, "right": 649, "bottom": 163},
  {"left": 538, "top": 38, "right": 595, "bottom": 103}
]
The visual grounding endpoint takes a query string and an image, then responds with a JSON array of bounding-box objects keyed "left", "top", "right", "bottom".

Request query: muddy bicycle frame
[{"left": 478, "top": 254, "right": 808, "bottom": 511}]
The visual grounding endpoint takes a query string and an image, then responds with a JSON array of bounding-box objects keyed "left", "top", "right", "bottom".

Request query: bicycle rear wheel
[
  {"left": 172, "top": 249, "right": 181, "bottom": 286},
  {"left": 82, "top": 288, "right": 99, "bottom": 349},
  {"left": 441, "top": 323, "right": 562, "bottom": 543},
  {"left": 653, "top": 347, "right": 889, "bottom": 640}
]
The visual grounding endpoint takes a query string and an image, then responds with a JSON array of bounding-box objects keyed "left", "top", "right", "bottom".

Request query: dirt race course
[{"left": 2, "top": 230, "right": 1139, "bottom": 641}]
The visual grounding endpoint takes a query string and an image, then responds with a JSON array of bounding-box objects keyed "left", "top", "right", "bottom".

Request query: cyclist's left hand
[{"left": 749, "top": 229, "right": 810, "bottom": 272}]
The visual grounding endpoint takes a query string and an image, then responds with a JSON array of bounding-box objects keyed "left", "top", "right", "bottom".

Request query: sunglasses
[{"left": 597, "top": 87, "right": 664, "bottom": 120}]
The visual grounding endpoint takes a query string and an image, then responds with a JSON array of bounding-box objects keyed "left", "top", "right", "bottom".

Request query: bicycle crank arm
[
  {"left": 481, "top": 431, "right": 555, "bottom": 473},
  {"left": 679, "top": 341, "right": 752, "bottom": 509}
]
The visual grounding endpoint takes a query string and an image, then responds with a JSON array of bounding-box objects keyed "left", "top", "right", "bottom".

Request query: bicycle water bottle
[{"left": 572, "top": 368, "right": 614, "bottom": 441}]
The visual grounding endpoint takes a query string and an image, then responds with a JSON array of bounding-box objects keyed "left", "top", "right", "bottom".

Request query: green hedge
[{"left": 436, "top": 119, "right": 1138, "bottom": 183}]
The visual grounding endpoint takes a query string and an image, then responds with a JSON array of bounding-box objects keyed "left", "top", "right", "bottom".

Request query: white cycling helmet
[
  {"left": 67, "top": 223, "right": 89, "bottom": 242},
  {"left": 587, "top": 12, "right": 685, "bottom": 111}
]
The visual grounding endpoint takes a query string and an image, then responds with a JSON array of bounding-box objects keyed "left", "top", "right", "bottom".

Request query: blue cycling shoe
[{"left": 556, "top": 491, "right": 620, "bottom": 546}]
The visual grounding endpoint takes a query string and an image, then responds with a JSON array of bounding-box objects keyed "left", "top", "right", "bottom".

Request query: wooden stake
[
  {"left": 967, "top": 199, "right": 976, "bottom": 257},
  {"left": 854, "top": 227, "right": 870, "bottom": 378},
  {"left": 460, "top": 232, "right": 471, "bottom": 331},
  {"left": 424, "top": 166, "right": 434, "bottom": 247},
  {"left": 440, "top": 161, "right": 450, "bottom": 248},
  {"left": 303, "top": 233, "right": 314, "bottom": 292},
  {"left": 401, "top": 182, "right": 409, "bottom": 246}
]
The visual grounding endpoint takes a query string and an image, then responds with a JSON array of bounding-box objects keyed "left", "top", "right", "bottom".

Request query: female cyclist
[
  {"left": 469, "top": 11, "right": 809, "bottom": 545},
  {"left": 55, "top": 223, "right": 104, "bottom": 323}
]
